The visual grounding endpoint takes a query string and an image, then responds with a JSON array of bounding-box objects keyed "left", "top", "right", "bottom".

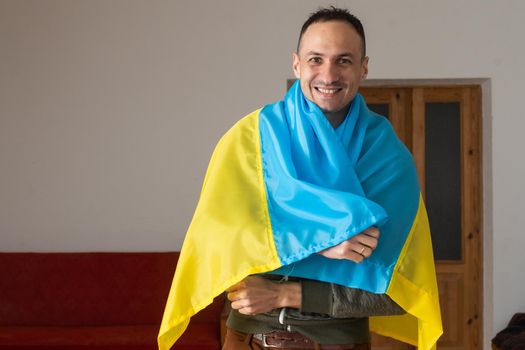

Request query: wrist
[{"left": 278, "top": 282, "right": 302, "bottom": 309}]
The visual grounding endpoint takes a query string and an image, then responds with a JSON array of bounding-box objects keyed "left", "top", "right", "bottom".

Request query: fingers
[
  {"left": 355, "top": 244, "right": 372, "bottom": 258},
  {"left": 342, "top": 249, "right": 366, "bottom": 263},
  {"left": 319, "top": 240, "right": 366, "bottom": 262},
  {"left": 353, "top": 226, "right": 380, "bottom": 251},
  {"left": 318, "top": 226, "right": 380, "bottom": 262},
  {"left": 345, "top": 239, "right": 372, "bottom": 259},
  {"left": 225, "top": 276, "right": 282, "bottom": 315},
  {"left": 226, "top": 279, "right": 250, "bottom": 301},
  {"left": 227, "top": 284, "right": 253, "bottom": 314},
  {"left": 230, "top": 299, "right": 257, "bottom": 315},
  {"left": 354, "top": 233, "right": 378, "bottom": 251},
  {"left": 227, "top": 289, "right": 244, "bottom": 301},
  {"left": 230, "top": 298, "right": 248, "bottom": 310},
  {"left": 225, "top": 280, "right": 246, "bottom": 293},
  {"left": 363, "top": 226, "right": 380, "bottom": 238}
]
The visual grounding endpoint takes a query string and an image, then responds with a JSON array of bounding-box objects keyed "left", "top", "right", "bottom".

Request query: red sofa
[{"left": 0, "top": 253, "right": 225, "bottom": 350}]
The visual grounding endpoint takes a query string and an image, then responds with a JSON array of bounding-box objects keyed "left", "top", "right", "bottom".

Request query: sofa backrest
[{"left": 0, "top": 252, "right": 224, "bottom": 327}]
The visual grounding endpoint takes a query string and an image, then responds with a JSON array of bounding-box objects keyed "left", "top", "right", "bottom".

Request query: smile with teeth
[{"left": 315, "top": 87, "right": 342, "bottom": 95}]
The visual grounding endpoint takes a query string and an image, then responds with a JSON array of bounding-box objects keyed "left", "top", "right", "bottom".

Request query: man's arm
[
  {"left": 227, "top": 227, "right": 404, "bottom": 317},
  {"left": 227, "top": 276, "right": 404, "bottom": 317},
  {"left": 301, "top": 279, "right": 405, "bottom": 318}
]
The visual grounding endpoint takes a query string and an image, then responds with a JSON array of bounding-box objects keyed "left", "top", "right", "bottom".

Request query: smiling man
[
  {"left": 159, "top": 6, "right": 442, "bottom": 350},
  {"left": 222, "top": 8, "right": 404, "bottom": 350}
]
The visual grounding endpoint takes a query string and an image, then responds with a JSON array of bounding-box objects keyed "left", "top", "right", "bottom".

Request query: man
[
  {"left": 222, "top": 7, "right": 404, "bottom": 350},
  {"left": 158, "top": 7, "right": 441, "bottom": 350}
]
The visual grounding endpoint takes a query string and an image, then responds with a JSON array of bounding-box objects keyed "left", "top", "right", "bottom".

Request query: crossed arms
[{"left": 226, "top": 227, "right": 403, "bottom": 317}]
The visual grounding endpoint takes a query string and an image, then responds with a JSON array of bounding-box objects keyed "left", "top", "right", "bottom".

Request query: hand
[
  {"left": 226, "top": 276, "right": 301, "bottom": 315},
  {"left": 318, "top": 227, "right": 380, "bottom": 263}
]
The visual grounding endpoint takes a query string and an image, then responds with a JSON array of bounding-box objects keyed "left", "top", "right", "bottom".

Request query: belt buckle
[{"left": 261, "top": 334, "right": 279, "bottom": 348}]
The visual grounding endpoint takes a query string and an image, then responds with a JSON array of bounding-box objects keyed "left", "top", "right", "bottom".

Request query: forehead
[{"left": 298, "top": 20, "right": 362, "bottom": 56}]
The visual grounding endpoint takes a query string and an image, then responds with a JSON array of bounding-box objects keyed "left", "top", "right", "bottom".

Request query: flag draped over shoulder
[{"left": 158, "top": 81, "right": 442, "bottom": 350}]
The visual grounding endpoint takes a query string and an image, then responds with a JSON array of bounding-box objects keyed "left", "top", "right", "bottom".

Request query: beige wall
[{"left": 2, "top": 0, "right": 524, "bottom": 346}]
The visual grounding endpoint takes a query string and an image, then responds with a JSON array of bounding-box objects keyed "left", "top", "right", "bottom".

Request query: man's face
[{"left": 292, "top": 21, "right": 369, "bottom": 113}]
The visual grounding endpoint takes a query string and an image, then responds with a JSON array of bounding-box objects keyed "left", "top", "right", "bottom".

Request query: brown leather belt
[{"left": 252, "top": 331, "right": 369, "bottom": 350}]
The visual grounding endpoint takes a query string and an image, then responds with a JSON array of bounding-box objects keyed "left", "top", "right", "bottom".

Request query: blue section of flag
[{"left": 259, "top": 81, "right": 420, "bottom": 293}]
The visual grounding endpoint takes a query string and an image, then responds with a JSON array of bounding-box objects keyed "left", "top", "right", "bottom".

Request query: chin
[{"left": 318, "top": 104, "right": 343, "bottom": 113}]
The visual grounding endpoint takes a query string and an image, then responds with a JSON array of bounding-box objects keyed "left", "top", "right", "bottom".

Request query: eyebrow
[{"left": 305, "top": 51, "right": 355, "bottom": 58}]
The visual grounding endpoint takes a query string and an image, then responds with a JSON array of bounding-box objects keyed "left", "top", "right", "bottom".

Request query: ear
[
  {"left": 360, "top": 56, "right": 369, "bottom": 81},
  {"left": 292, "top": 53, "right": 301, "bottom": 79}
]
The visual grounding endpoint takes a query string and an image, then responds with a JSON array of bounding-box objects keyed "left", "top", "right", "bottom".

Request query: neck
[{"left": 323, "top": 104, "right": 351, "bottom": 129}]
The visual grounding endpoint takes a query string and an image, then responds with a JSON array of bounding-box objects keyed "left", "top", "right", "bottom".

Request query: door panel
[{"left": 360, "top": 85, "right": 482, "bottom": 350}]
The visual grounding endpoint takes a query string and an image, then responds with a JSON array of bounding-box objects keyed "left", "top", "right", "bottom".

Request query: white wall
[{"left": 1, "top": 0, "right": 524, "bottom": 346}]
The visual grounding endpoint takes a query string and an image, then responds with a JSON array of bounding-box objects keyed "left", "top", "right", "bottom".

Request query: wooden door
[{"left": 360, "top": 85, "right": 483, "bottom": 350}]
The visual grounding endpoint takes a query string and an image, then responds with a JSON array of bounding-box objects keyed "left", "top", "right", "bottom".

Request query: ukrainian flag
[{"left": 158, "top": 81, "right": 442, "bottom": 350}]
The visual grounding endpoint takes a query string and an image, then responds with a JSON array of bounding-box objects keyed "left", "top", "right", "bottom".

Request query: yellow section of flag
[
  {"left": 370, "top": 197, "right": 443, "bottom": 350},
  {"left": 157, "top": 110, "right": 281, "bottom": 350}
]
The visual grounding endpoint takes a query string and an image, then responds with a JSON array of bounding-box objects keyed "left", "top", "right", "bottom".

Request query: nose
[{"left": 319, "top": 61, "right": 339, "bottom": 84}]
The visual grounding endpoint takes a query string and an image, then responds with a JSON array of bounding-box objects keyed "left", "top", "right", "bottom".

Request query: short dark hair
[{"left": 297, "top": 6, "right": 366, "bottom": 58}]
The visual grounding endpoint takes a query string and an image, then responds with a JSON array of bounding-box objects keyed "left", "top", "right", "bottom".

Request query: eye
[
  {"left": 308, "top": 56, "right": 322, "bottom": 64},
  {"left": 338, "top": 57, "right": 352, "bottom": 65}
]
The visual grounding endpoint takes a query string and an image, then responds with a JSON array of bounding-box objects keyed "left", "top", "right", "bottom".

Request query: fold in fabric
[{"left": 158, "top": 81, "right": 442, "bottom": 350}]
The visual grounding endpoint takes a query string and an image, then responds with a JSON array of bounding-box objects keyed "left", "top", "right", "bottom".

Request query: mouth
[{"left": 314, "top": 86, "right": 342, "bottom": 96}]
